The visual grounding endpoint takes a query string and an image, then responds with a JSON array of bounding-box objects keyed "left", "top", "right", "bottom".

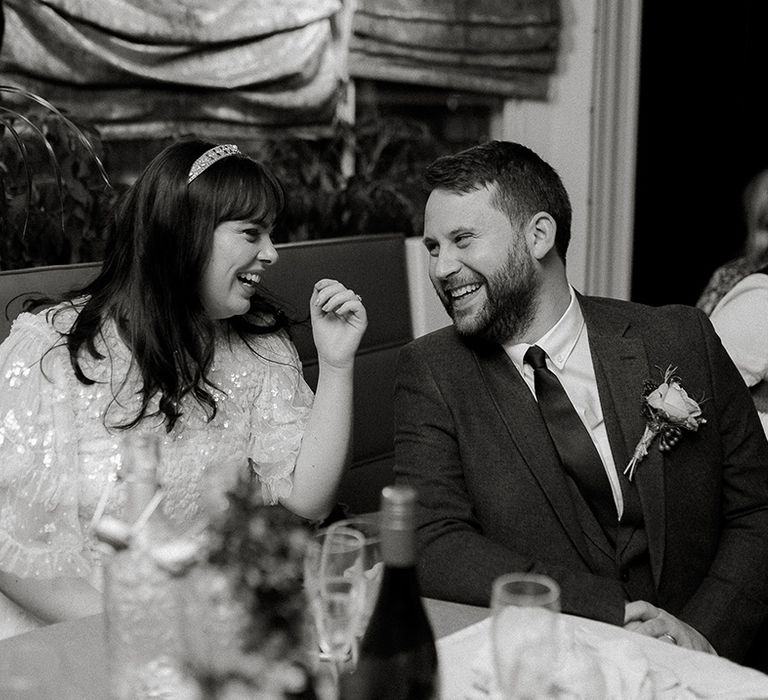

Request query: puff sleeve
[
  {"left": 0, "top": 313, "right": 90, "bottom": 580},
  {"left": 248, "top": 331, "right": 313, "bottom": 505}
]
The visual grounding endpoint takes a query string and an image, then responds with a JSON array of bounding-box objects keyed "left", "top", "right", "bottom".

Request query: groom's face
[{"left": 423, "top": 185, "right": 539, "bottom": 343}]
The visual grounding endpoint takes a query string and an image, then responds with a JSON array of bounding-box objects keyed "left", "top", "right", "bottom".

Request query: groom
[{"left": 393, "top": 140, "right": 768, "bottom": 668}]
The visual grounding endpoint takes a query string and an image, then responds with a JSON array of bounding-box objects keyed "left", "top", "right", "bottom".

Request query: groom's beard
[
  {"left": 476, "top": 250, "right": 539, "bottom": 344},
  {"left": 439, "top": 246, "right": 539, "bottom": 344}
]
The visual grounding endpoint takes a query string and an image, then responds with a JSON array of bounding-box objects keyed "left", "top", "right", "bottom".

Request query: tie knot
[{"left": 524, "top": 344, "right": 548, "bottom": 369}]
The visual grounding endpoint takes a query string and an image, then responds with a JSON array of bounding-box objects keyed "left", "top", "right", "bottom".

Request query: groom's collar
[{"left": 503, "top": 286, "right": 583, "bottom": 372}]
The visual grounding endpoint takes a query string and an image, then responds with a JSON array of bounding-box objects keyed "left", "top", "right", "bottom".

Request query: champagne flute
[
  {"left": 328, "top": 514, "right": 383, "bottom": 664},
  {"left": 304, "top": 526, "right": 366, "bottom": 697},
  {"left": 490, "top": 573, "right": 561, "bottom": 699}
]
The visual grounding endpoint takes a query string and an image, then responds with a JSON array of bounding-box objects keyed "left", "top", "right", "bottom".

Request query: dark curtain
[
  {"left": 632, "top": 1, "right": 768, "bottom": 305},
  {"left": 349, "top": 0, "right": 560, "bottom": 99}
]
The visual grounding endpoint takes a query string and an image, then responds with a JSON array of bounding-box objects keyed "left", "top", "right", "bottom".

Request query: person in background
[
  {"left": 394, "top": 141, "right": 768, "bottom": 670},
  {"left": 697, "top": 168, "right": 768, "bottom": 315},
  {"left": 699, "top": 169, "right": 768, "bottom": 437},
  {"left": 709, "top": 274, "right": 768, "bottom": 437},
  {"left": 0, "top": 139, "right": 367, "bottom": 638}
]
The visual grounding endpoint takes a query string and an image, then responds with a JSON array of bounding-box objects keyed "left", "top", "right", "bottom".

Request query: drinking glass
[
  {"left": 490, "top": 573, "right": 561, "bottom": 699},
  {"left": 304, "top": 526, "right": 366, "bottom": 695},
  {"left": 328, "top": 514, "right": 383, "bottom": 655}
]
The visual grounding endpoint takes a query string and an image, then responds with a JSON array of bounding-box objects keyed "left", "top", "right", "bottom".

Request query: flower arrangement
[
  {"left": 183, "top": 472, "right": 318, "bottom": 699},
  {"left": 624, "top": 366, "right": 706, "bottom": 480}
]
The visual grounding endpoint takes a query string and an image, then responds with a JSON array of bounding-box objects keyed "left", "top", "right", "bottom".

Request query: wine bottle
[
  {"left": 97, "top": 433, "right": 190, "bottom": 699},
  {"left": 340, "top": 485, "right": 439, "bottom": 699}
]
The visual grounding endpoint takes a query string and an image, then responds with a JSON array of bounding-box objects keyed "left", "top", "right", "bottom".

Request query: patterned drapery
[
  {"left": 0, "top": 0, "right": 560, "bottom": 140},
  {"left": 0, "top": 0, "right": 351, "bottom": 138},
  {"left": 349, "top": 0, "right": 560, "bottom": 99}
]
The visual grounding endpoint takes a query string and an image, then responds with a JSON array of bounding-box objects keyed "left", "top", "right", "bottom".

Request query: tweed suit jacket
[{"left": 393, "top": 294, "right": 768, "bottom": 664}]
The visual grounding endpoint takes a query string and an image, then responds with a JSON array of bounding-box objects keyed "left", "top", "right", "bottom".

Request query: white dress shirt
[{"left": 503, "top": 287, "right": 624, "bottom": 518}]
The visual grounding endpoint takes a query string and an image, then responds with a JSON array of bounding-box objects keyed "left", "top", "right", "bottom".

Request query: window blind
[{"left": 349, "top": 0, "right": 560, "bottom": 99}]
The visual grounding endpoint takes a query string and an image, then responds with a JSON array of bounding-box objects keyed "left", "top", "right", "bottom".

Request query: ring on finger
[
  {"left": 661, "top": 633, "right": 677, "bottom": 645},
  {"left": 355, "top": 293, "right": 362, "bottom": 302}
]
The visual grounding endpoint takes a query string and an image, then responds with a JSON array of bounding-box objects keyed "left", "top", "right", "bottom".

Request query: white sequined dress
[{"left": 0, "top": 302, "right": 313, "bottom": 639}]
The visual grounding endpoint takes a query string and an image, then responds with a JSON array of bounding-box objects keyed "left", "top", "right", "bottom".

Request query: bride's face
[{"left": 200, "top": 220, "right": 278, "bottom": 319}]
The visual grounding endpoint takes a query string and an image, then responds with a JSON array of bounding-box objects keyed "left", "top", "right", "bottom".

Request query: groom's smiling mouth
[{"left": 445, "top": 282, "right": 483, "bottom": 308}]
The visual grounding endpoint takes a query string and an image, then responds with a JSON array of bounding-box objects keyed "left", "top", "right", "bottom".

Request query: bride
[{"left": 0, "top": 139, "right": 367, "bottom": 638}]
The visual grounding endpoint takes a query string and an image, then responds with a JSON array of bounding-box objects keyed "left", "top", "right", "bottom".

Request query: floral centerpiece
[{"left": 179, "top": 472, "right": 317, "bottom": 699}]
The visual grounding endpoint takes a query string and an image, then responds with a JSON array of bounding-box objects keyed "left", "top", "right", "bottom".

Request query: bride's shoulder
[{"left": 11, "top": 298, "right": 87, "bottom": 336}]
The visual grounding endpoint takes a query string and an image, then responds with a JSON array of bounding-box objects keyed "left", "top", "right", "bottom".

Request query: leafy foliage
[
  {"left": 261, "top": 115, "right": 449, "bottom": 243},
  {"left": 338, "top": 116, "right": 445, "bottom": 237},
  {"left": 0, "top": 97, "right": 448, "bottom": 271},
  {"left": 0, "top": 87, "right": 117, "bottom": 270}
]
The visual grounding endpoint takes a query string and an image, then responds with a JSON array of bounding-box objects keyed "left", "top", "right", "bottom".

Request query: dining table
[
  {"left": 2, "top": 598, "right": 768, "bottom": 699},
  {"left": 0, "top": 597, "right": 484, "bottom": 699}
]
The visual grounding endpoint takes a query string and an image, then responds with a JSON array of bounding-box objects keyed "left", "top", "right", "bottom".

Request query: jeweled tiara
[{"left": 187, "top": 144, "right": 242, "bottom": 183}]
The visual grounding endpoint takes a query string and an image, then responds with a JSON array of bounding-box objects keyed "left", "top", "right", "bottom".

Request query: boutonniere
[{"left": 624, "top": 366, "right": 706, "bottom": 480}]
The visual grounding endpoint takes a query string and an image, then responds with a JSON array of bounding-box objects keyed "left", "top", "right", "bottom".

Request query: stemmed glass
[
  {"left": 490, "top": 573, "right": 562, "bottom": 699},
  {"left": 304, "top": 526, "right": 366, "bottom": 697},
  {"left": 328, "top": 514, "right": 383, "bottom": 664}
]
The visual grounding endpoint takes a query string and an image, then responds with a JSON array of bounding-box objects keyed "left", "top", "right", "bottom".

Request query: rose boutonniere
[{"left": 624, "top": 366, "right": 706, "bottom": 480}]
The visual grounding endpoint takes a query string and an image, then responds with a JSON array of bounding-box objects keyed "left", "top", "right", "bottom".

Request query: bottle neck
[
  {"left": 381, "top": 525, "right": 416, "bottom": 567},
  {"left": 120, "top": 434, "right": 161, "bottom": 524}
]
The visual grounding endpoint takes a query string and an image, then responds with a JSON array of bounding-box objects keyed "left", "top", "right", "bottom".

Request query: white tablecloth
[{"left": 438, "top": 613, "right": 768, "bottom": 699}]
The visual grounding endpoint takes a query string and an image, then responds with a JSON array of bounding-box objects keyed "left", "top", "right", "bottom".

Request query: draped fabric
[
  {"left": 0, "top": 0, "right": 351, "bottom": 138},
  {"left": 349, "top": 0, "right": 560, "bottom": 99}
]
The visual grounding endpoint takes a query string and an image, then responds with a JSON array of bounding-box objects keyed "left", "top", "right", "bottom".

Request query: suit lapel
[
  {"left": 581, "top": 299, "right": 666, "bottom": 589},
  {"left": 471, "top": 340, "right": 605, "bottom": 570}
]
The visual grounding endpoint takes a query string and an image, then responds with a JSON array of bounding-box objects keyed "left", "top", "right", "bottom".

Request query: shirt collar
[{"left": 505, "top": 287, "right": 584, "bottom": 371}]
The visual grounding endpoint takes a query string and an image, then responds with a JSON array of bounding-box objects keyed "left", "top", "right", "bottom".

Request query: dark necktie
[{"left": 524, "top": 344, "right": 617, "bottom": 534}]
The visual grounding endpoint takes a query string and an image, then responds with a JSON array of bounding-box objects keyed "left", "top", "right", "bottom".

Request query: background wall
[
  {"left": 499, "top": 0, "right": 599, "bottom": 297},
  {"left": 497, "top": 0, "right": 646, "bottom": 305}
]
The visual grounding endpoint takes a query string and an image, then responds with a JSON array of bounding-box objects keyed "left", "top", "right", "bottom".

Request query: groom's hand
[{"left": 624, "top": 600, "right": 716, "bottom": 654}]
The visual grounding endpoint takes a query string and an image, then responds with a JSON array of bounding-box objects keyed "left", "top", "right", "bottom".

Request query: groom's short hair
[{"left": 424, "top": 140, "right": 572, "bottom": 261}]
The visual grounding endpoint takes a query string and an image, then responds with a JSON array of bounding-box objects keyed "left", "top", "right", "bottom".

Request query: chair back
[
  {"left": 0, "top": 262, "right": 102, "bottom": 342},
  {"left": 265, "top": 234, "right": 411, "bottom": 512}
]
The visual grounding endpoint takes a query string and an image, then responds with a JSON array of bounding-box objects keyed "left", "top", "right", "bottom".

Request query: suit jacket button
[{"left": 620, "top": 571, "right": 630, "bottom": 582}]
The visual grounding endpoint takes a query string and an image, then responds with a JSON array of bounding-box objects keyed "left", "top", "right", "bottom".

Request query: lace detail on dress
[
  {"left": 248, "top": 332, "right": 313, "bottom": 505},
  {"left": 0, "top": 306, "right": 313, "bottom": 586}
]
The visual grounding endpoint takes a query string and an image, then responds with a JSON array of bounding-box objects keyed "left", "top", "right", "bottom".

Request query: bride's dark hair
[{"left": 50, "top": 138, "right": 290, "bottom": 432}]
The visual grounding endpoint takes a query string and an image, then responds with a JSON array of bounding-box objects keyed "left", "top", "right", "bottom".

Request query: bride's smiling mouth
[{"left": 236, "top": 271, "right": 261, "bottom": 288}]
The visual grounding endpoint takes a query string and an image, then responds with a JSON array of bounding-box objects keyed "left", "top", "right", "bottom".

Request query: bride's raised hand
[{"left": 310, "top": 278, "right": 368, "bottom": 370}]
